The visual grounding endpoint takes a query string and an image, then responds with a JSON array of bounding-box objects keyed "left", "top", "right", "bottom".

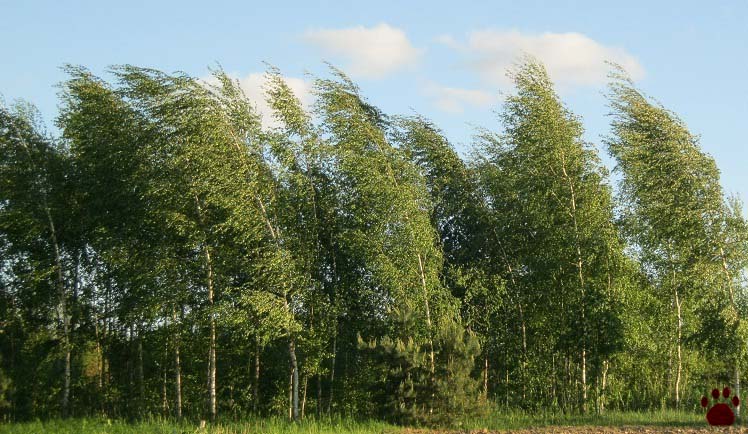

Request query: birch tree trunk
[
  {"left": 417, "top": 253, "right": 435, "bottom": 414},
  {"left": 328, "top": 333, "right": 336, "bottom": 414},
  {"left": 194, "top": 194, "right": 217, "bottom": 422},
  {"left": 205, "top": 244, "right": 217, "bottom": 421},
  {"left": 173, "top": 307, "right": 183, "bottom": 420},
  {"left": 289, "top": 338, "right": 299, "bottom": 421},
  {"left": 670, "top": 257, "right": 682, "bottom": 409},
  {"left": 47, "top": 211, "right": 70, "bottom": 418},
  {"left": 301, "top": 375, "right": 308, "bottom": 419},
  {"left": 253, "top": 338, "right": 260, "bottom": 414},
  {"left": 720, "top": 245, "right": 742, "bottom": 420},
  {"left": 137, "top": 326, "right": 145, "bottom": 415},
  {"left": 95, "top": 317, "right": 104, "bottom": 415},
  {"left": 19, "top": 125, "right": 71, "bottom": 419},
  {"left": 736, "top": 365, "right": 741, "bottom": 422},
  {"left": 675, "top": 288, "right": 682, "bottom": 409},
  {"left": 316, "top": 375, "right": 322, "bottom": 417},
  {"left": 560, "top": 152, "right": 588, "bottom": 414}
]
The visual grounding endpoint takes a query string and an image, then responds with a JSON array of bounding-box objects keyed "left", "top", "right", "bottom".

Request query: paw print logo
[{"left": 700, "top": 387, "right": 740, "bottom": 426}]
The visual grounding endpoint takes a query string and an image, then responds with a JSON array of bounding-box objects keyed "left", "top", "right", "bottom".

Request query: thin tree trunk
[
  {"left": 194, "top": 194, "right": 218, "bottom": 422},
  {"left": 288, "top": 367, "right": 293, "bottom": 419},
  {"left": 483, "top": 356, "right": 489, "bottom": 399},
  {"left": 721, "top": 246, "right": 736, "bottom": 308},
  {"left": 280, "top": 290, "right": 300, "bottom": 421},
  {"left": 551, "top": 353, "right": 556, "bottom": 405},
  {"left": 736, "top": 364, "right": 741, "bottom": 423},
  {"left": 8, "top": 298, "right": 16, "bottom": 420},
  {"left": 95, "top": 317, "right": 104, "bottom": 413},
  {"left": 128, "top": 325, "right": 135, "bottom": 416},
  {"left": 49, "top": 215, "right": 70, "bottom": 418},
  {"left": 601, "top": 360, "right": 609, "bottom": 414},
  {"left": 565, "top": 355, "right": 572, "bottom": 411},
  {"left": 560, "top": 153, "right": 587, "bottom": 414},
  {"left": 208, "top": 344, "right": 216, "bottom": 421},
  {"left": 342, "top": 348, "right": 349, "bottom": 408},
  {"left": 103, "top": 278, "right": 112, "bottom": 416},
  {"left": 289, "top": 339, "right": 299, "bottom": 421},
  {"left": 317, "top": 375, "right": 322, "bottom": 417},
  {"left": 417, "top": 253, "right": 435, "bottom": 414},
  {"left": 674, "top": 287, "right": 682, "bottom": 409},
  {"left": 254, "top": 338, "right": 260, "bottom": 414},
  {"left": 63, "top": 339, "right": 71, "bottom": 418},
  {"left": 161, "top": 315, "right": 169, "bottom": 418},
  {"left": 22, "top": 140, "right": 70, "bottom": 419},
  {"left": 505, "top": 366, "right": 509, "bottom": 407},
  {"left": 667, "top": 247, "right": 682, "bottom": 410},
  {"left": 206, "top": 246, "right": 217, "bottom": 422},
  {"left": 581, "top": 348, "right": 587, "bottom": 413},
  {"left": 517, "top": 300, "right": 527, "bottom": 401},
  {"left": 173, "top": 307, "right": 183, "bottom": 420},
  {"left": 720, "top": 245, "right": 742, "bottom": 420},
  {"left": 503, "top": 305, "right": 510, "bottom": 407},
  {"left": 137, "top": 326, "right": 145, "bottom": 415},
  {"left": 328, "top": 332, "right": 336, "bottom": 414},
  {"left": 500, "top": 251, "right": 527, "bottom": 402},
  {"left": 162, "top": 359, "right": 169, "bottom": 416},
  {"left": 256, "top": 193, "right": 301, "bottom": 422},
  {"left": 301, "top": 375, "right": 308, "bottom": 419}
]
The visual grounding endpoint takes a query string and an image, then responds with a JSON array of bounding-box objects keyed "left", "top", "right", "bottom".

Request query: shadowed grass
[{"left": 0, "top": 411, "right": 714, "bottom": 433}]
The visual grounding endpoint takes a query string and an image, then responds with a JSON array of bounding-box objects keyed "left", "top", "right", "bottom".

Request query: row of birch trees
[{"left": 1, "top": 59, "right": 747, "bottom": 424}]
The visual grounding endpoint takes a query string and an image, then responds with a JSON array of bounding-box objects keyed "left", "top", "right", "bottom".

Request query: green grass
[
  {"left": 461, "top": 409, "right": 707, "bottom": 430},
  {"left": 0, "top": 411, "right": 713, "bottom": 433},
  {"left": 0, "top": 417, "right": 402, "bottom": 434}
]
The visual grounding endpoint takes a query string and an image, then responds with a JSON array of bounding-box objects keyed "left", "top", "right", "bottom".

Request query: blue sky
[{"left": 2, "top": 0, "right": 747, "bottom": 203}]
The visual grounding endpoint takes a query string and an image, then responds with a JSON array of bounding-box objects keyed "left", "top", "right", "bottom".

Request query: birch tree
[
  {"left": 0, "top": 102, "right": 76, "bottom": 417},
  {"left": 607, "top": 67, "right": 733, "bottom": 408},
  {"left": 477, "top": 59, "right": 623, "bottom": 411}
]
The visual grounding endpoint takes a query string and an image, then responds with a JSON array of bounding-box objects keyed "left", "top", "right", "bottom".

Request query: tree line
[{"left": 1, "top": 59, "right": 746, "bottom": 425}]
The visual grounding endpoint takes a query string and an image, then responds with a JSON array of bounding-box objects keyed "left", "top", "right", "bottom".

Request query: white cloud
[
  {"left": 434, "top": 34, "right": 460, "bottom": 50},
  {"left": 426, "top": 83, "right": 497, "bottom": 113},
  {"left": 304, "top": 23, "right": 421, "bottom": 79},
  {"left": 441, "top": 30, "right": 645, "bottom": 88},
  {"left": 202, "top": 72, "right": 312, "bottom": 130}
]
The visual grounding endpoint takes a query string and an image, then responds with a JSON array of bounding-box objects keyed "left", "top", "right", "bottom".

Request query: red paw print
[{"left": 701, "top": 387, "right": 740, "bottom": 426}]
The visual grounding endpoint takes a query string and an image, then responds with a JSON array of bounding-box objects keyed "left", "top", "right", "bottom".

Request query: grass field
[
  {"left": 2, "top": 417, "right": 397, "bottom": 434},
  {"left": 461, "top": 409, "right": 706, "bottom": 430},
  {"left": 0, "top": 410, "right": 724, "bottom": 433}
]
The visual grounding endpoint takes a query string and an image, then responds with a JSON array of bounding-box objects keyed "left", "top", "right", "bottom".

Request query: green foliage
[
  {"left": 359, "top": 310, "right": 484, "bottom": 426},
  {"left": 607, "top": 66, "right": 748, "bottom": 407},
  {"left": 473, "top": 58, "right": 624, "bottom": 412},
  {"left": 1, "top": 57, "right": 747, "bottom": 428}
]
